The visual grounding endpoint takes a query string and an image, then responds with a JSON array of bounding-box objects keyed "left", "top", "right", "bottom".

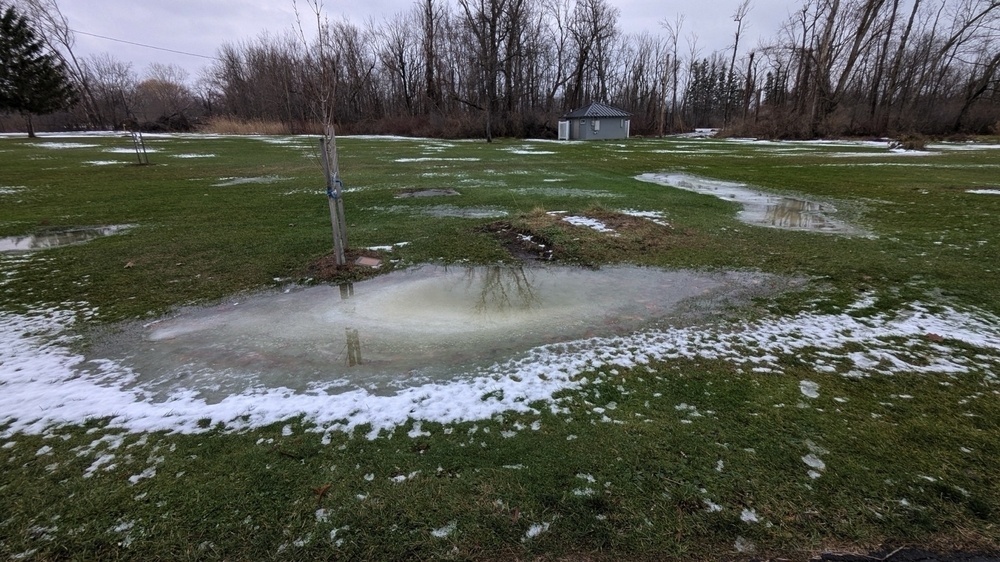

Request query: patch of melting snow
[
  {"left": 799, "top": 380, "right": 820, "bottom": 399},
  {"left": 365, "top": 241, "right": 410, "bottom": 252},
  {"left": 506, "top": 147, "right": 556, "bottom": 155},
  {"left": 637, "top": 172, "right": 868, "bottom": 236},
  {"left": 84, "top": 160, "right": 124, "bottom": 166},
  {"left": 928, "top": 143, "right": 1000, "bottom": 151},
  {"left": 740, "top": 508, "right": 759, "bottom": 523},
  {"left": 620, "top": 209, "right": 670, "bottom": 226},
  {"left": 394, "top": 157, "right": 481, "bottom": 163},
  {"left": 802, "top": 454, "right": 825, "bottom": 471},
  {"left": 104, "top": 147, "right": 160, "bottom": 154},
  {"left": 171, "top": 153, "right": 216, "bottom": 159},
  {"left": 431, "top": 521, "right": 457, "bottom": 538},
  {"left": 32, "top": 142, "right": 99, "bottom": 149},
  {"left": 0, "top": 185, "right": 26, "bottom": 195},
  {"left": 523, "top": 522, "right": 550, "bottom": 540},
  {"left": 967, "top": 189, "right": 1000, "bottom": 195},
  {"left": 551, "top": 213, "right": 615, "bottom": 233}
]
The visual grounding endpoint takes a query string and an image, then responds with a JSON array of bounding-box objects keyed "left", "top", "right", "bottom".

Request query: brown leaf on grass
[
  {"left": 313, "top": 483, "right": 332, "bottom": 505},
  {"left": 926, "top": 333, "right": 945, "bottom": 342},
  {"left": 124, "top": 261, "right": 135, "bottom": 269}
]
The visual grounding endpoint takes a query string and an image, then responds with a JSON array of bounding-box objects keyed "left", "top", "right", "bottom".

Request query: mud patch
[{"left": 479, "top": 221, "right": 556, "bottom": 262}]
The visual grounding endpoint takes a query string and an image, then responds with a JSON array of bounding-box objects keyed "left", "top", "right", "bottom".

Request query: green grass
[{"left": 1, "top": 133, "right": 999, "bottom": 560}]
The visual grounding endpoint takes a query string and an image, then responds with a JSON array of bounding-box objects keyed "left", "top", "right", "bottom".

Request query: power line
[{"left": 70, "top": 29, "right": 220, "bottom": 61}]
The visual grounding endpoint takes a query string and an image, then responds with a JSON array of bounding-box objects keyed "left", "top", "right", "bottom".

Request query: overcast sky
[{"left": 58, "top": 0, "right": 799, "bottom": 83}]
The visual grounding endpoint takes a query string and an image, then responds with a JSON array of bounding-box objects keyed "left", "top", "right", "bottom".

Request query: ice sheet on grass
[{"left": 1, "top": 295, "right": 999, "bottom": 437}]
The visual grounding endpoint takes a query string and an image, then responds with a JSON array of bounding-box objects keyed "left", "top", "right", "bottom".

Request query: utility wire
[{"left": 69, "top": 28, "right": 220, "bottom": 61}]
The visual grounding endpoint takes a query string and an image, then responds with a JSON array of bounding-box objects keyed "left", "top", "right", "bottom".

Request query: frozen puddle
[
  {"left": 0, "top": 225, "right": 132, "bottom": 252},
  {"left": 635, "top": 172, "right": 866, "bottom": 235},
  {"left": 88, "top": 265, "right": 790, "bottom": 402}
]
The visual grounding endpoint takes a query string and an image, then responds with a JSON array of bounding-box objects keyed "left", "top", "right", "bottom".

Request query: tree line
[{"left": 4, "top": 0, "right": 1000, "bottom": 139}]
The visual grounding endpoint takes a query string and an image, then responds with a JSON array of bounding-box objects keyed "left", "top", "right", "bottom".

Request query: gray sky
[{"left": 58, "top": 0, "right": 799, "bottom": 83}]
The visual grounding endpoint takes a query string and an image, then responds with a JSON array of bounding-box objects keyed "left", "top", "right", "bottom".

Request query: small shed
[{"left": 558, "top": 102, "right": 631, "bottom": 141}]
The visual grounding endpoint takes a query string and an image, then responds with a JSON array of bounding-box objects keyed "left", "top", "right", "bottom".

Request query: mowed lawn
[{"left": 1, "top": 132, "right": 999, "bottom": 561}]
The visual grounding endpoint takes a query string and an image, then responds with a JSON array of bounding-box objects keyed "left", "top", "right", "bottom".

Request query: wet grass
[{"left": 1, "top": 133, "right": 999, "bottom": 560}]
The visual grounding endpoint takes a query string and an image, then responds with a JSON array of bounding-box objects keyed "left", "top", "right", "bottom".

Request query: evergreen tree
[{"left": 0, "top": 2, "right": 76, "bottom": 137}]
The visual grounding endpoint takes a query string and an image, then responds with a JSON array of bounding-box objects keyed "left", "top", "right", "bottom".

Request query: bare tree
[
  {"left": 724, "top": 0, "right": 753, "bottom": 126},
  {"left": 14, "top": 0, "right": 101, "bottom": 126}
]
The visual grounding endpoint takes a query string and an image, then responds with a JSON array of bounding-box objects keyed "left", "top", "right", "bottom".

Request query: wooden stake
[{"left": 320, "top": 135, "right": 347, "bottom": 266}]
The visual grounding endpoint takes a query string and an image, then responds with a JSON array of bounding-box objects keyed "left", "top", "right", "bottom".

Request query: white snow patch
[
  {"left": 33, "top": 143, "right": 99, "bottom": 149},
  {"left": 554, "top": 214, "right": 615, "bottom": 233},
  {"left": 799, "top": 380, "right": 820, "bottom": 399},
  {"left": 394, "top": 157, "right": 480, "bottom": 163},
  {"left": 802, "top": 454, "right": 826, "bottom": 471},
  {"left": 523, "top": 521, "right": 550, "bottom": 540},
  {"left": 408, "top": 421, "right": 430, "bottom": 438},
  {"left": 84, "top": 160, "right": 124, "bottom": 166},
  {"left": 171, "top": 153, "right": 216, "bottom": 159},
  {"left": 128, "top": 465, "right": 157, "bottom": 485},
  {"left": 431, "top": 520, "right": 457, "bottom": 538},
  {"left": 104, "top": 147, "right": 160, "bottom": 154},
  {"left": 740, "top": 508, "right": 759, "bottom": 523},
  {"left": 619, "top": 209, "right": 670, "bottom": 226},
  {"left": 967, "top": 189, "right": 1000, "bottom": 195}
]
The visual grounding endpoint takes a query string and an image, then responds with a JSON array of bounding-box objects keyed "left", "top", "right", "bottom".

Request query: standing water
[
  {"left": 0, "top": 225, "right": 132, "bottom": 252},
  {"left": 89, "top": 265, "right": 795, "bottom": 402},
  {"left": 635, "top": 173, "right": 866, "bottom": 235}
]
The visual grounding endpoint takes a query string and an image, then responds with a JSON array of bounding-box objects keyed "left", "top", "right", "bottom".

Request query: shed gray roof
[{"left": 563, "top": 102, "right": 631, "bottom": 119}]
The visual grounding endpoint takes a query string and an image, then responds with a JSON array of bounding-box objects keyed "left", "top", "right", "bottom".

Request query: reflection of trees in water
[
  {"left": 345, "top": 328, "right": 362, "bottom": 366},
  {"left": 466, "top": 266, "right": 540, "bottom": 314},
  {"left": 763, "top": 199, "right": 827, "bottom": 228}
]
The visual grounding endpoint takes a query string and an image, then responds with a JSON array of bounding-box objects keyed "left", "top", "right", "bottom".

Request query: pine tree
[{"left": 0, "top": 2, "right": 76, "bottom": 137}]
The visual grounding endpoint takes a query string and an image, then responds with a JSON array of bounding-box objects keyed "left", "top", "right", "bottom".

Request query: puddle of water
[
  {"left": 0, "top": 225, "right": 132, "bottom": 252},
  {"left": 87, "top": 265, "right": 795, "bottom": 402},
  {"left": 635, "top": 172, "right": 865, "bottom": 235}
]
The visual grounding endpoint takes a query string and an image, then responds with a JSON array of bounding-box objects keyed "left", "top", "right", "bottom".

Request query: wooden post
[{"left": 320, "top": 131, "right": 347, "bottom": 266}]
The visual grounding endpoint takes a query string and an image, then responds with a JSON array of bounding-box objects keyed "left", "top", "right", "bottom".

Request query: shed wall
[{"left": 569, "top": 118, "right": 630, "bottom": 140}]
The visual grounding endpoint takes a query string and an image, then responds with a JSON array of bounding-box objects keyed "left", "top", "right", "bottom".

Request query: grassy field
[{"left": 1, "top": 132, "right": 999, "bottom": 560}]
